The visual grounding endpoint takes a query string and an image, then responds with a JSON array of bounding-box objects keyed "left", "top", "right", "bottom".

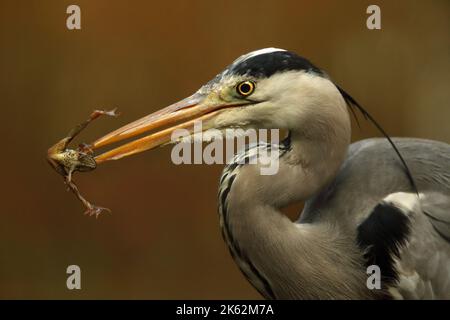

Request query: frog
[{"left": 47, "top": 109, "right": 119, "bottom": 217}]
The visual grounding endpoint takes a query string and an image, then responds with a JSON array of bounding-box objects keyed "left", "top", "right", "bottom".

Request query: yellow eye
[{"left": 236, "top": 81, "right": 255, "bottom": 97}]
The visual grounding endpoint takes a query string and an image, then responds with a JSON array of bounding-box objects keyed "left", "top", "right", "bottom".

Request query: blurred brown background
[{"left": 0, "top": 0, "right": 449, "bottom": 299}]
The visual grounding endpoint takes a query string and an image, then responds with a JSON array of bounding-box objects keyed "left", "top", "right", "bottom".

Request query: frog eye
[{"left": 236, "top": 81, "right": 255, "bottom": 97}]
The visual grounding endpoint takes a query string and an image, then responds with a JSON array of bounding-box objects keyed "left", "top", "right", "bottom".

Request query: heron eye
[{"left": 236, "top": 81, "right": 255, "bottom": 97}]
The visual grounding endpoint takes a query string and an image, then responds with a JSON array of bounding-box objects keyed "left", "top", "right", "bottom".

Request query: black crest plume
[{"left": 336, "top": 86, "right": 419, "bottom": 195}]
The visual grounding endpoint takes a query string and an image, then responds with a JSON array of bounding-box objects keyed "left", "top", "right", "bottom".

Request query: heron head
[{"left": 93, "top": 48, "right": 350, "bottom": 162}]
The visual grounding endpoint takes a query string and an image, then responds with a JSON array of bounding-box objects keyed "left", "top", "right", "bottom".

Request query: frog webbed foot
[{"left": 84, "top": 205, "right": 111, "bottom": 219}]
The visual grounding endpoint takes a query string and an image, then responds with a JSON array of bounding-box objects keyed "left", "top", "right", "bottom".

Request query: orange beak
[{"left": 91, "top": 93, "right": 247, "bottom": 164}]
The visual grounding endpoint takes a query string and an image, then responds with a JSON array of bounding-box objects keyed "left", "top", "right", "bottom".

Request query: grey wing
[
  {"left": 421, "top": 192, "right": 450, "bottom": 242},
  {"left": 300, "top": 138, "right": 450, "bottom": 226},
  {"left": 382, "top": 192, "right": 450, "bottom": 299},
  {"left": 349, "top": 139, "right": 450, "bottom": 299}
]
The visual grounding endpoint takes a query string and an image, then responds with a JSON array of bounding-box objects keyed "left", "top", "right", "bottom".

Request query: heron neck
[
  {"left": 245, "top": 111, "right": 351, "bottom": 208},
  {"left": 286, "top": 126, "right": 350, "bottom": 200},
  {"left": 219, "top": 97, "right": 355, "bottom": 298},
  {"left": 222, "top": 196, "right": 371, "bottom": 299}
]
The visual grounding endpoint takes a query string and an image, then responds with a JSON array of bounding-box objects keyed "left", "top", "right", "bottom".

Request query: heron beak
[{"left": 91, "top": 92, "right": 240, "bottom": 163}]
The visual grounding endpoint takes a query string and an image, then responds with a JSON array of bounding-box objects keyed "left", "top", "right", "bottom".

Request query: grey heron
[{"left": 81, "top": 48, "right": 450, "bottom": 299}]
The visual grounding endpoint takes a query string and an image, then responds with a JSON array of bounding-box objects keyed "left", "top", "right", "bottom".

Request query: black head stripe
[{"left": 228, "top": 50, "right": 324, "bottom": 78}]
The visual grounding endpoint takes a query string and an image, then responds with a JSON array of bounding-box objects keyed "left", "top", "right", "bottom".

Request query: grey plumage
[
  {"left": 219, "top": 137, "right": 450, "bottom": 299},
  {"left": 305, "top": 138, "right": 450, "bottom": 298},
  {"left": 212, "top": 49, "right": 450, "bottom": 300}
]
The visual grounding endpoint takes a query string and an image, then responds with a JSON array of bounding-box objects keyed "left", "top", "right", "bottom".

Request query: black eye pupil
[
  {"left": 238, "top": 81, "right": 254, "bottom": 96},
  {"left": 240, "top": 83, "right": 251, "bottom": 93}
]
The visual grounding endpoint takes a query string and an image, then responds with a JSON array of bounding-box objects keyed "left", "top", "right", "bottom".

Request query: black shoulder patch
[
  {"left": 357, "top": 202, "right": 411, "bottom": 284},
  {"left": 229, "top": 51, "right": 324, "bottom": 78}
]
